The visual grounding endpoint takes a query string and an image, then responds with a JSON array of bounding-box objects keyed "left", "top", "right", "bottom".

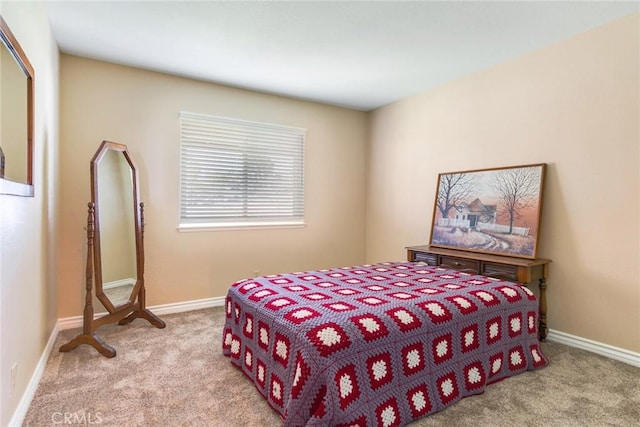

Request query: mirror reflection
[
  {"left": 96, "top": 148, "right": 138, "bottom": 308},
  {"left": 0, "top": 36, "right": 28, "bottom": 182},
  {"left": 0, "top": 15, "right": 34, "bottom": 196}
]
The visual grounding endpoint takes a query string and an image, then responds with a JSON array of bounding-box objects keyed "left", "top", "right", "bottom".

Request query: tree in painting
[
  {"left": 490, "top": 167, "right": 542, "bottom": 234},
  {"left": 436, "top": 173, "right": 475, "bottom": 219}
]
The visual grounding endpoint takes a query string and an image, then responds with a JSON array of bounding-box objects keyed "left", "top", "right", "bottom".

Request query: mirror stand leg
[
  {"left": 119, "top": 308, "right": 166, "bottom": 328},
  {"left": 141, "top": 309, "right": 166, "bottom": 328},
  {"left": 119, "top": 287, "right": 166, "bottom": 328},
  {"left": 59, "top": 333, "right": 116, "bottom": 358}
]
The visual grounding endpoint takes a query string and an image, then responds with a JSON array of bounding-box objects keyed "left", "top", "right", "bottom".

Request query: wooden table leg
[{"left": 538, "top": 277, "right": 548, "bottom": 341}]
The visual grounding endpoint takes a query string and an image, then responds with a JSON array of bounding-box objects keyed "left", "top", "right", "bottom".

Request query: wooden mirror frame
[
  {"left": 60, "top": 141, "right": 165, "bottom": 358},
  {"left": 0, "top": 15, "right": 34, "bottom": 197}
]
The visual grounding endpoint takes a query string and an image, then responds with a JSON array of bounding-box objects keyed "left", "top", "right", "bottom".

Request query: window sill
[{"left": 178, "top": 221, "right": 306, "bottom": 232}]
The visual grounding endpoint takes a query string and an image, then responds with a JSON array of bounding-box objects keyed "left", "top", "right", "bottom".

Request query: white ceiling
[{"left": 45, "top": 1, "right": 639, "bottom": 111}]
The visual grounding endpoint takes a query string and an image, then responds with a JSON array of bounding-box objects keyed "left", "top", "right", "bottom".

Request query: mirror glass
[
  {"left": 92, "top": 142, "right": 141, "bottom": 312},
  {"left": 0, "top": 16, "right": 34, "bottom": 197}
]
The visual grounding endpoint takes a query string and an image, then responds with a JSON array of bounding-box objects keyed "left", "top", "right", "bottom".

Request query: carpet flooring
[{"left": 23, "top": 307, "right": 639, "bottom": 426}]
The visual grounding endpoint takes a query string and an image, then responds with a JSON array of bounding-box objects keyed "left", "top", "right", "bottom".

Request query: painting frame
[{"left": 429, "top": 163, "right": 546, "bottom": 259}]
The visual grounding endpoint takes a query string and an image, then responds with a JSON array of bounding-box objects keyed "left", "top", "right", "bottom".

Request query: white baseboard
[
  {"left": 103, "top": 278, "right": 136, "bottom": 290},
  {"left": 8, "top": 321, "right": 61, "bottom": 427},
  {"left": 147, "top": 296, "right": 225, "bottom": 316},
  {"left": 58, "top": 296, "right": 226, "bottom": 330},
  {"left": 547, "top": 329, "right": 640, "bottom": 367},
  {"left": 9, "top": 296, "right": 225, "bottom": 426}
]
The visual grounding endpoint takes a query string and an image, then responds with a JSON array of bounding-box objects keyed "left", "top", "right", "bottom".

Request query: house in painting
[{"left": 453, "top": 198, "right": 497, "bottom": 230}]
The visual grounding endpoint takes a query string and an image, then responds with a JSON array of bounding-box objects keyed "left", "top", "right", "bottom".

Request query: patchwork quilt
[{"left": 222, "top": 262, "right": 547, "bottom": 426}]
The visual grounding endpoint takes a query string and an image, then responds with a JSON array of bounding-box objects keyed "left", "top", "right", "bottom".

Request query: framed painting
[{"left": 429, "top": 163, "right": 546, "bottom": 259}]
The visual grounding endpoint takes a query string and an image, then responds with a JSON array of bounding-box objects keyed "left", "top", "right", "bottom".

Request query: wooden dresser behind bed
[{"left": 406, "top": 245, "right": 551, "bottom": 341}]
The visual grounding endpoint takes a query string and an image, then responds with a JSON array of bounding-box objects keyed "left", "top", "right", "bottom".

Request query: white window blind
[{"left": 179, "top": 112, "right": 305, "bottom": 228}]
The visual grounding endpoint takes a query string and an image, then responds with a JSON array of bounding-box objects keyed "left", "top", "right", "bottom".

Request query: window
[{"left": 179, "top": 112, "right": 305, "bottom": 229}]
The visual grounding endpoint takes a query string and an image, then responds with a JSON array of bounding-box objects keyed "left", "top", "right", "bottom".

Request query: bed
[{"left": 222, "top": 261, "right": 547, "bottom": 426}]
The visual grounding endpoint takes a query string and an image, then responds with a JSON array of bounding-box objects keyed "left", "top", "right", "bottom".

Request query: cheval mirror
[{"left": 60, "top": 140, "right": 165, "bottom": 358}]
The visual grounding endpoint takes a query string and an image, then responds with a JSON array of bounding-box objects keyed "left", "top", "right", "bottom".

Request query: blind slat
[{"left": 179, "top": 112, "right": 305, "bottom": 224}]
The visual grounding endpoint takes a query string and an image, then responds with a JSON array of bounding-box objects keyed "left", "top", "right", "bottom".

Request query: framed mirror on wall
[
  {"left": 60, "top": 141, "right": 165, "bottom": 358},
  {"left": 0, "top": 15, "right": 34, "bottom": 197}
]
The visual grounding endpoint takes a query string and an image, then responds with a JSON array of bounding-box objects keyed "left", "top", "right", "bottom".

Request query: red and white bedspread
[{"left": 222, "top": 262, "right": 547, "bottom": 426}]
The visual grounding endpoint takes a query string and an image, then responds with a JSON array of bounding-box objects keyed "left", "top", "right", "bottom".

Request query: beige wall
[
  {"left": 366, "top": 15, "right": 640, "bottom": 352},
  {"left": 57, "top": 55, "right": 368, "bottom": 317},
  {"left": 0, "top": 1, "right": 59, "bottom": 424}
]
